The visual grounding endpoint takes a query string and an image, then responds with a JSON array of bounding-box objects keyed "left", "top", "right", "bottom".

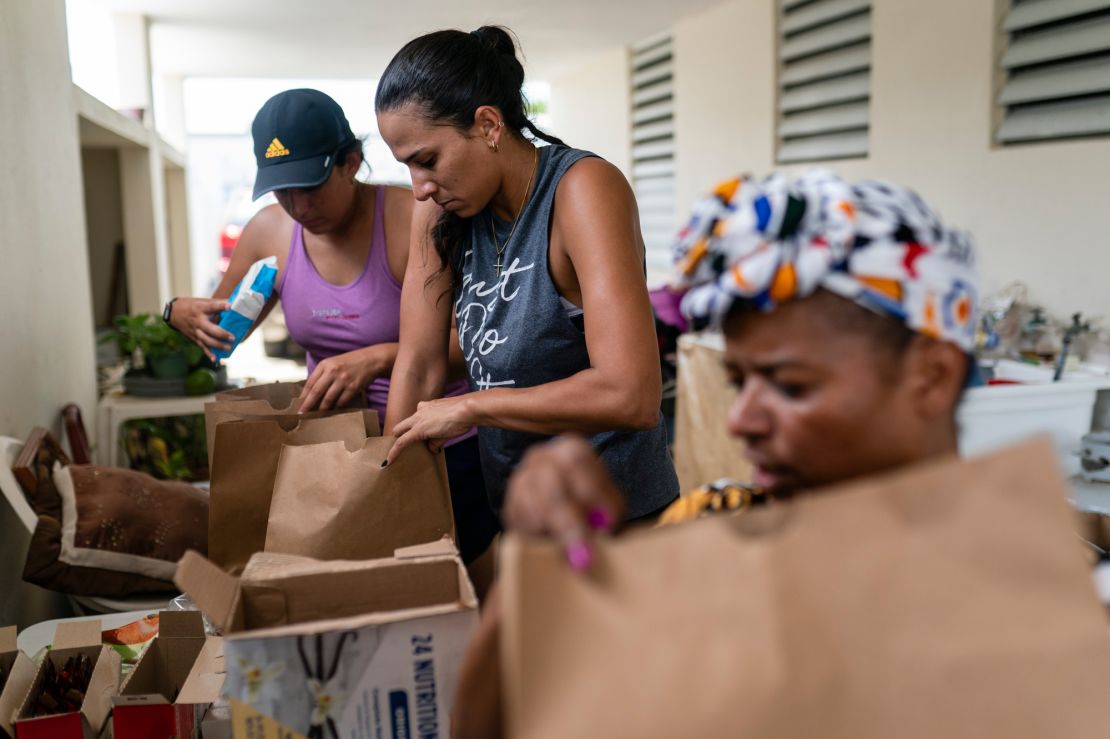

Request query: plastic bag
[{"left": 168, "top": 593, "right": 221, "bottom": 635}]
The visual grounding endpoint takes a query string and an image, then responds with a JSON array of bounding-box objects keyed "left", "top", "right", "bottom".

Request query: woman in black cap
[
  {"left": 165, "top": 88, "right": 499, "bottom": 594},
  {"left": 376, "top": 28, "right": 679, "bottom": 523}
]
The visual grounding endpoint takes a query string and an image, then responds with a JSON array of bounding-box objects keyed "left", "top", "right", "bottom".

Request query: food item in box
[
  {"left": 213, "top": 257, "right": 278, "bottom": 362},
  {"left": 28, "top": 655, "right": 93, "bottom": 717},
  {"left": 15, "top": 620, "right": 122, "bottom": 739},
  {"left": 103, "top": 614, "right": 159, "bottom": 664}
]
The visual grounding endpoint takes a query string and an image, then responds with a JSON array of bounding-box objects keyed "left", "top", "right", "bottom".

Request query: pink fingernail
[
  {"left": 566, "top": 541, "right": 592, "bottom": 571},
  {"left": 587, "top": 507, "right": 612, "bottom": 531}
]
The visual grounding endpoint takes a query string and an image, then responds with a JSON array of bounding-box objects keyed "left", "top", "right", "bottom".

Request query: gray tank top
[{"left": 454, "top": 144, "right": 679, "bottom": 516}]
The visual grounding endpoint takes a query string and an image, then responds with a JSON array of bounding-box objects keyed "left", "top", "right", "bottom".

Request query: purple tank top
[{"left": 277, "top": 185, "right": 470, "bottom": 431}]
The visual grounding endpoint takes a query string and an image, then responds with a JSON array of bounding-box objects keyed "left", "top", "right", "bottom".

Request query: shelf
[
  {"left": 160, "top": 139, "right": 186, "bottom": 170},
  {"left": 73, "top": 84, "right": 150, "bottom": 150}
]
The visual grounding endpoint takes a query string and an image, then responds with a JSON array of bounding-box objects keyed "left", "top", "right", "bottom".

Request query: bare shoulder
[
  {"left": 239, "top": 203, "right": 293, "bottom": 259},
  {"left": 549, "top": 154, "right": 645, "bottom": 274},
  {"left": 381, "top": 185, "right": 416, "bottom": 282},
  {"left": 383, "top": 184, "right": 415, "bottom": 218},
  {"left": 247, "top": 203, "right": 290, "bottom": 232},
  {"left": 556, "top": 156, "right": 635, "bottom": 206},
  {"left": 382, "top": 185, "right": 416, "bottom": 245}
]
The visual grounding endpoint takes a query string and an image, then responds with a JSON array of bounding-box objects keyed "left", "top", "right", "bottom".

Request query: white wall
[
  {"left": 673, "top": 0, "right": 777, "bottom": 216},
  {"left": 0, "top": 0, "right": 93, "bottom": 626},
  {"left": 549, "top": 48, "right": 633, "bottom": 178},
  {"left": 0, "top": 0, "right": 98, "bottom": 440},
  {"left": 551, "top": 0, "right": 1110, "bottom": 319},
  {"left": 672, "top": 0, "right": 1110, "bottom": 319}
]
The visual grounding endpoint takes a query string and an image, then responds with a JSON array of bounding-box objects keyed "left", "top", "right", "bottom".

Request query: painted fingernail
[
  {"left": 380, "top": 459, "right": 389, "bottom": 468},
  {"left": 587, "top": 507, "right": 612, "bottom": 531},
  {"left": 566, "top": 541, "right": 592, "bottom": 571}
]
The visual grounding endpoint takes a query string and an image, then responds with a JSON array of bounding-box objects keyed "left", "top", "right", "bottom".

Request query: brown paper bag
[
  {"left": 214, "top": 380, "right": 307, "bottom": 404},
  {"left": 265, "top": 436, "right": 455, "bottom": 561},
  {"left": 208, "top": 411, "right": 380, "bottom": 574},
  {"left": 502, "top": 438, "right": 1110, "bottom": 739},
  {"left": 674, "top": 333, "right": 752, "bottom": 490},
  {"left": 204, "top": 380, "right": 367, "bottom": 460}
]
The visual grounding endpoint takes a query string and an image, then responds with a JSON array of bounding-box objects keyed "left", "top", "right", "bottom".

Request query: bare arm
[
  {"left": 383, "top": 186, "right": 467, "bottom": 386},
  {"left": 389, "top": 159, "right": 661, "bottom": 458},
  {"left": 464, "top": 159, "right": 660, "bottom": 432},
  {"left": 168, "top": 205, "right": 286, "bottom": 359},
  {"left": 383, "top": 198, "right": 455, "bottom": 434}
]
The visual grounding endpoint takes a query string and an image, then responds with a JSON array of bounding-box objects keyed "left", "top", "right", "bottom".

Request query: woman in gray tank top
[{"left": 375, "top": 26, "right": 679, "bottom": 521}]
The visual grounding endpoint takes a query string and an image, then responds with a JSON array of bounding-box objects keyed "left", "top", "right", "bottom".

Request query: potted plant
[
  {"left": 106, "top": 313, "right": 204, "bottom": 379},
  {"left": 122, "top": 415, "right": 209, "bottom": 480}
]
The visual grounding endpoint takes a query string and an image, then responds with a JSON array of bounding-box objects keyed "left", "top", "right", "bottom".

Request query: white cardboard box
[{"left": 175, "top": 543, "right": 478, "bottom": 739}]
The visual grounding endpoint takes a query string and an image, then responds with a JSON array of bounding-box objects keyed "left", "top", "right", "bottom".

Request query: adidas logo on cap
[{"left": 265, "top": 137, "right": 290, "bottom": 159}]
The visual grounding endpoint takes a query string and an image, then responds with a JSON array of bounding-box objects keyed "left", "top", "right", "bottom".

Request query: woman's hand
[
  {"left": 299, "top": 345, "right": 393, "bottom": 412},
  {"left": 503, "top": 436, "right": 626, "bottom": 571},
  {"left": 386, "top": 396, "right": 473, "bottom": 463},
  {"left": 168, "top": 297, "right": 233, "bottom": 361}
]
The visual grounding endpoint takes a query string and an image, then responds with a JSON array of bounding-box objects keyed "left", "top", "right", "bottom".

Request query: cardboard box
[
  {"left": 113, "top": 610, "right": 221, "bottom": 739},
  {"left": 183, "top": 636, "right": 230, "bottom": 739},
  {"left": 14, "top": 620, "right": 121, "bottom": 739},
  {"left": 175, "top": 543, "right": 478, "bottom": 739},
  {"left": 0, "top": 627, "right": 36, "bottom": 739}
]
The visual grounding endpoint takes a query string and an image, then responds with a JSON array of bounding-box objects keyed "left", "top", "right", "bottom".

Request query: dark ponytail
[{"left": 375, "top": 26, "right": 566, "bottom": 293}]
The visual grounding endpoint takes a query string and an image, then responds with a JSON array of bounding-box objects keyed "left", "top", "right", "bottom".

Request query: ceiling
[{"left": 84, "top": 0, "right": 720, "bottom": 81}]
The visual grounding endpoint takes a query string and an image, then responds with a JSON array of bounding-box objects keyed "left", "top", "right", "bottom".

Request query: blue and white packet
[{"left": 213, "top": 256, "right": 278, "bottom": 362}]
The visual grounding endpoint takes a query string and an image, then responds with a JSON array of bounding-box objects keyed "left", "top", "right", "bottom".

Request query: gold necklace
[{"left": 489, "top": 146, "right": 539, "bottom": 277}]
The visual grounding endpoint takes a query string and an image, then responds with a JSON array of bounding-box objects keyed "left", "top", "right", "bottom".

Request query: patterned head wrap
[{"left": 673, "top": 170, "right": 979, "bottom": 352}]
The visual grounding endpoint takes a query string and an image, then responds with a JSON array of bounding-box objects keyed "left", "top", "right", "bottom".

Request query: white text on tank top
[{"left": 455, "top": 252, "right": 535, "bottom": 390}]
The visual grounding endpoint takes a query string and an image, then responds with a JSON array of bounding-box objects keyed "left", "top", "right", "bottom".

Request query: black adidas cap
[{"left": 250, "top": 88, "right": 357, "bottom": 200}]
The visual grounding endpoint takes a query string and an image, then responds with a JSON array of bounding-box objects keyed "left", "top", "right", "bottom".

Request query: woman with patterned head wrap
[
  {"left": 449, "top": 169, "right": 980, "bottom": 739},
  {"left": 662, "top": 168, "right": 979, "bottom": 500}
]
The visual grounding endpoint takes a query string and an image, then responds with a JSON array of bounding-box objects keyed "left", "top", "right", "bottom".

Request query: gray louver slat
[
  {"left": 998, "top": 95, "right": 1110, "bottom": 142},
  {"left": 779, "top": 101, "right": 870, "bottom": 137},
  {"left": 781, "top": 44, "right": 870, "bottom": 86},
  {"left": 1001, "top": 14, "right": 1110, "bottom": 69},
  {"left": 631, "top": 35, "right": 676, "bottom": 272},
  {"left": 1004, "top": 0, "right": 1110, "bottom": 32},
  {"left": 780, "top": 70, "right": 870, "bottom": 112},
  {"left": 778, "top": 130, "right": 870, "bottom": 162},
  {"left": 997, "top": 2, "right": 1110, "bottom": 144},
  {"left": 782, "top": 0, "right": 870, "bottom": 35},
  {"left": 999, "top": 55, "right": 1110, "bottom": 105},
  {"left": 780, "top": 13, "right": 870, "bottom": 62},
  {"left": 778, "top": 0, "right": 871, "bottom": 162}
]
